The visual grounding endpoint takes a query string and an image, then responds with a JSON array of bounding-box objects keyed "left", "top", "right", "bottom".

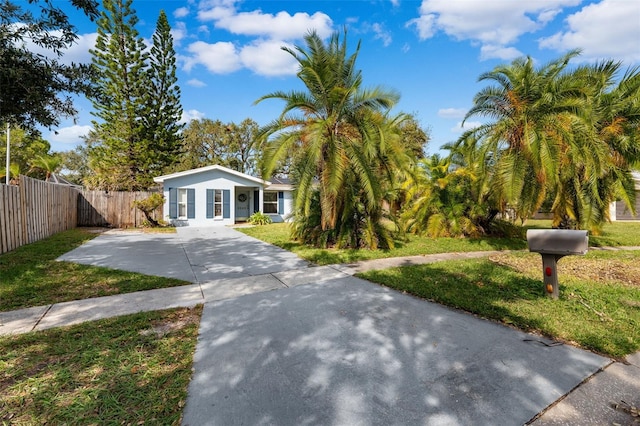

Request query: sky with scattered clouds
[{"left": 41, "top": 0, "right": 640, "bottom": 154}]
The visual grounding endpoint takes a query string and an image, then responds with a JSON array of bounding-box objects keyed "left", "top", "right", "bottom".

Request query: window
[
  {"left": 214, "top": 189, "right": 223, "bottom": 218},
  {"left": 263, "top": 191, "right": 278, "bottom": 214},
  {"left": 170, "top": 188, "right": 195, "bottom": 219},
  {"left": 178, "top": 189, "right": 188, "bottom": 218}
]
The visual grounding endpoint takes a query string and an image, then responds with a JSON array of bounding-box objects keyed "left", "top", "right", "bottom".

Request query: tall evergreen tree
[
  {"left": 87, "top": 0, "right": 152, "bottom": 190},
  {"left": 145, "top": 9, "right": 183, "bottom": 175}
]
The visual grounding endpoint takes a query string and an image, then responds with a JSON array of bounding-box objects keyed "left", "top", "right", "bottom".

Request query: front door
[{"left": 235, "top": 190, "right": 250, "bottom": 221}]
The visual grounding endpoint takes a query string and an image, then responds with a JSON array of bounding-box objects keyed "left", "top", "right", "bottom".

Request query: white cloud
[
  {"left": 184, "top": 41, "right": 241, "bottom": 73},
  {"left": 407, "top": 0, "right": 580, "bottom": 60},
  {"left": 240, "top": 40, "right": 299, "bottom": 76},
  {"left": 174, "top": 7, "right": 189, "bottom": 19},
  {"left": 171, "top": 21, "right": 188, "bottom": 45},
  {"left": 438, "top": 108, "right": 467, "bottom": 119},
  {"left": 480, "top": 44, "right": 522, "bottom": 61},
  {"left": 372, "top": 23, "right": 392, "bottom": 47},
  {"left": 180, "top": 109, "right": 206, "bottom": 124},
  {"left": 187, "top": 78, "right": 207, "bottom": 87},
  {"left": 185, "top": 2, "right": 335, "bottom": 76},
  {"left": 183, "top": 39, "right": 300, "bottom": 76},
  {"left": 48, "top": 125, "right": 92, "bottom": 144},
  {"left": 25, "top": 31, "right": 97, "bottom": 65},
  {"left": 539, "top": 0, "right": 640, "bottom": 63},
  {"left": 451, "top": 121, "right": 481, "bottom": 134},
  {"left": 204, "top": 8, "right": 333, "bottom": 40}
]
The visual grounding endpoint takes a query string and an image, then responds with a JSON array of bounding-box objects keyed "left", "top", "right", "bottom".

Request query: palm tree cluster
[
  {"left": 257, "top": 31, "right": 415, "bottom": 249},
  {"left": 406, "top": 51, "right": 639, "bottom": 236}
]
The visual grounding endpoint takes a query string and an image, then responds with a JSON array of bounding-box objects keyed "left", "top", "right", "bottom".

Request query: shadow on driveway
[{"left": 183, "top": 276, "right": 608, "bottom": 426}]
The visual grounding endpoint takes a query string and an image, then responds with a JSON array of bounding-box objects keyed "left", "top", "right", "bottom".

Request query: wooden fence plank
[{"left": 1, "top": 178, "right": 161, "bottom": 254}]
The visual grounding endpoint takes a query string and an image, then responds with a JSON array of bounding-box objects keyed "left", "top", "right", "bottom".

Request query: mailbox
[{"left": 526, "top": 229, "right": 588, "bottom": 299}]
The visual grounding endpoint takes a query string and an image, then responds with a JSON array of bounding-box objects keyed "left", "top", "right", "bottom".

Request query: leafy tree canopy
[
  {"left": 0, "top": 125, "right": 52, "bottom": 180},
  {"left": 175, "top": 118, "right": 259, "bottom": 175},
  {"left": 0, "top": 0, "right": 99, "bottom": 129}
]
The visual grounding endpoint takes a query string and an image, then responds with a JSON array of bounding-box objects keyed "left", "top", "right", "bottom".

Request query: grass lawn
[
  {"left": 239, "top": 220, "right": 640, "bottom": 265},
  {"left": 0, "top": 306, "right": 201, "bottom": 425},
  {"left": 239, "top": 223, "right": 527, "bottom": 265},
  {"left": 360, "top": 250, "right": 640, "bottom": 358},
  {"left": 0, "top": 228, "right": 190, "bottom": 312}
]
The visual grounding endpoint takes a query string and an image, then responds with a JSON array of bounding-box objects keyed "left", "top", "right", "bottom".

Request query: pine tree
[
  {"left": 87, "top": 0, "right": 152, "bottom": 191},
  {"left": 145, "top": 10, "right": 184, "bottom": 175}
]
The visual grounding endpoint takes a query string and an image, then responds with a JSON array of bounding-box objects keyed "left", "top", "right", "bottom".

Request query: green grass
[
  {"left": 239, "top": 223, "right": 526, "bottom": 265},
  {"left": 0, "top": 306, "right": 201, "bottom": 425},
  {"left": 0, "top": 228, "right": 190, "bottom": 311},
  {"left": 359, "top": 250, "right": 640, "bottom": 358},
  {"left": 240, "top": 221, "right": 640, "bottom": 265}
]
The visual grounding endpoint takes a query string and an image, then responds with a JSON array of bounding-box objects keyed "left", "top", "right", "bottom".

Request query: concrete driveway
[
  {"left": 58, "top": 226, "right": 610, "bottom": 425},
  {"left": 58, "top": 226, "right": 310, "bottom": 283}
]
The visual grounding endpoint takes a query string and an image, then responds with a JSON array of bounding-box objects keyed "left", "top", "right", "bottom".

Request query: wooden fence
[
  {"left": 0, "top": 175, "right": 78, "bottom": 255},
  {"left": 1, "top": 177, "right": 163, "bottom": 254},
  {"left": 77, "top": 190, "right": 161, "bottom": 228}
]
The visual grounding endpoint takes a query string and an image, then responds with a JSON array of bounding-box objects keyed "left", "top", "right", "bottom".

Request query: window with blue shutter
[
  {"left": 206, "top": 189, "right": 214, "bottom": 219},
  {"left": 169, "top": 188, "right": 177, "bottom": 219},
  {"left": 253, "top": 190, "right": 259, "bottom": 213},
  {"left": 223, "top": 189, "right": 230, "bottom": 218},
  {"left": 278, "top": 191, "right": 284, "bottom": 215},
  {"left": 187, "top": 188, "right": 195, "bottom": 219}
]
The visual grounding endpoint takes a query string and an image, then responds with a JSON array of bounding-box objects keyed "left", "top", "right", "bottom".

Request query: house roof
[
  {"left": 49, "top": 173, "right": 83, "bottom": 189},
  {"left": 153, "top": 164, "right": 271, "bottom": 185}
]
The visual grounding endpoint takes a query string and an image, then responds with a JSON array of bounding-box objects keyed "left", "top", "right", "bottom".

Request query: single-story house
[{"left": 153, "top": 165, "right": 294, "bottom": 226}]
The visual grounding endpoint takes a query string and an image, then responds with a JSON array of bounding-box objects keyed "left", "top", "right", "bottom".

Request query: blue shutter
[
  {"left": 169, "top": 188, "right": 177, "bottom": 219},
  {"left": 223, "top": 189, "right": 231, "bottom": 219},
  {"left": 278, "top": 191, "right": 284, "bottom": 215},
  {"left": 187, "top": 188, "right": 195, "bottom": 219},
  {"left": 253, "top": 190, "right": 259, "bottom": 213},
  {"left": 206, "top": 189, "right": 214, "bottom": 219}
]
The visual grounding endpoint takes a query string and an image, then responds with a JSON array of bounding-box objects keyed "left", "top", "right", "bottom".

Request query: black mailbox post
[{"left": 526, "top": 229, "right": 589, "bottom": 299}]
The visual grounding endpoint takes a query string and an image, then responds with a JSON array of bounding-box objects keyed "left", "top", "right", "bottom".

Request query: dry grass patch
[{"left": 489, "top": 251, "right": 640, "bottom": 288}]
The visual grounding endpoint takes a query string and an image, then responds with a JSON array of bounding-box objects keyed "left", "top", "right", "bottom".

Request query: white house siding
[
  {"left": 264, "top": 188, "right": 294, "bottom": 223},
  {"left": 160, "top": 169, "right": 263, "bottom": 227},
  {"left": 264, "top": 183, "right": 294, "bottom": 223}
]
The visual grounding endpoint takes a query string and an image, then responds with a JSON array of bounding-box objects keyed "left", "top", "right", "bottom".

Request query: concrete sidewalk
[
  {"left": 0, "top": 265, "right": 348, "bottom": 335},
  {"left": 1, "top": 227, "right": 638, "bottom": 425}
]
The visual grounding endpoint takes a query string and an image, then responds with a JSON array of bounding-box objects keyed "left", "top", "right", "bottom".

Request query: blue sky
[{"left": 41, "top": 0, "right": 640, "bottom": 154}]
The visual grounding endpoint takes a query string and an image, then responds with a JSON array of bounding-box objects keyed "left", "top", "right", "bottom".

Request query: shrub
[
  {"left": 133, "top": 193, "right": 164, "bottom": 227},
  {"left": 248, "top": 211, "right": 272, "bottom": 226}
]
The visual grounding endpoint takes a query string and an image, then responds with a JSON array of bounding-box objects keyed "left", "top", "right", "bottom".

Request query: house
[
  {"left": 612, "top": 171, "right": 640, "bottom": 221},
  {"left": 153, "top": 165, "right": 294, "bottom": 226}
]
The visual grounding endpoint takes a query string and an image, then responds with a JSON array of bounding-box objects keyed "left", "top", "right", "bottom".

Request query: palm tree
[
  {"left": 462, "top": 52, "right": 640, "bottom": 231},
  {"left": 256, "top": 30, "right": 413, "bottom": 249},
  {"left": 552, "top": 61, "right": 640, "bottom": 230},
  {"left": 463, "top": 51, "right": 588, "bottom": 220},
  {"left": 30, "top": 154, "right": 62, "bottom": 181},
  {"left": 0, "top": 163, "right": 24, "bottom": 185}
]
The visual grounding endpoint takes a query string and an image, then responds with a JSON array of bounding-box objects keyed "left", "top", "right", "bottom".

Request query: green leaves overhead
[{"left": 0, "top": 0, "right": 99, "bottom": 129}]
